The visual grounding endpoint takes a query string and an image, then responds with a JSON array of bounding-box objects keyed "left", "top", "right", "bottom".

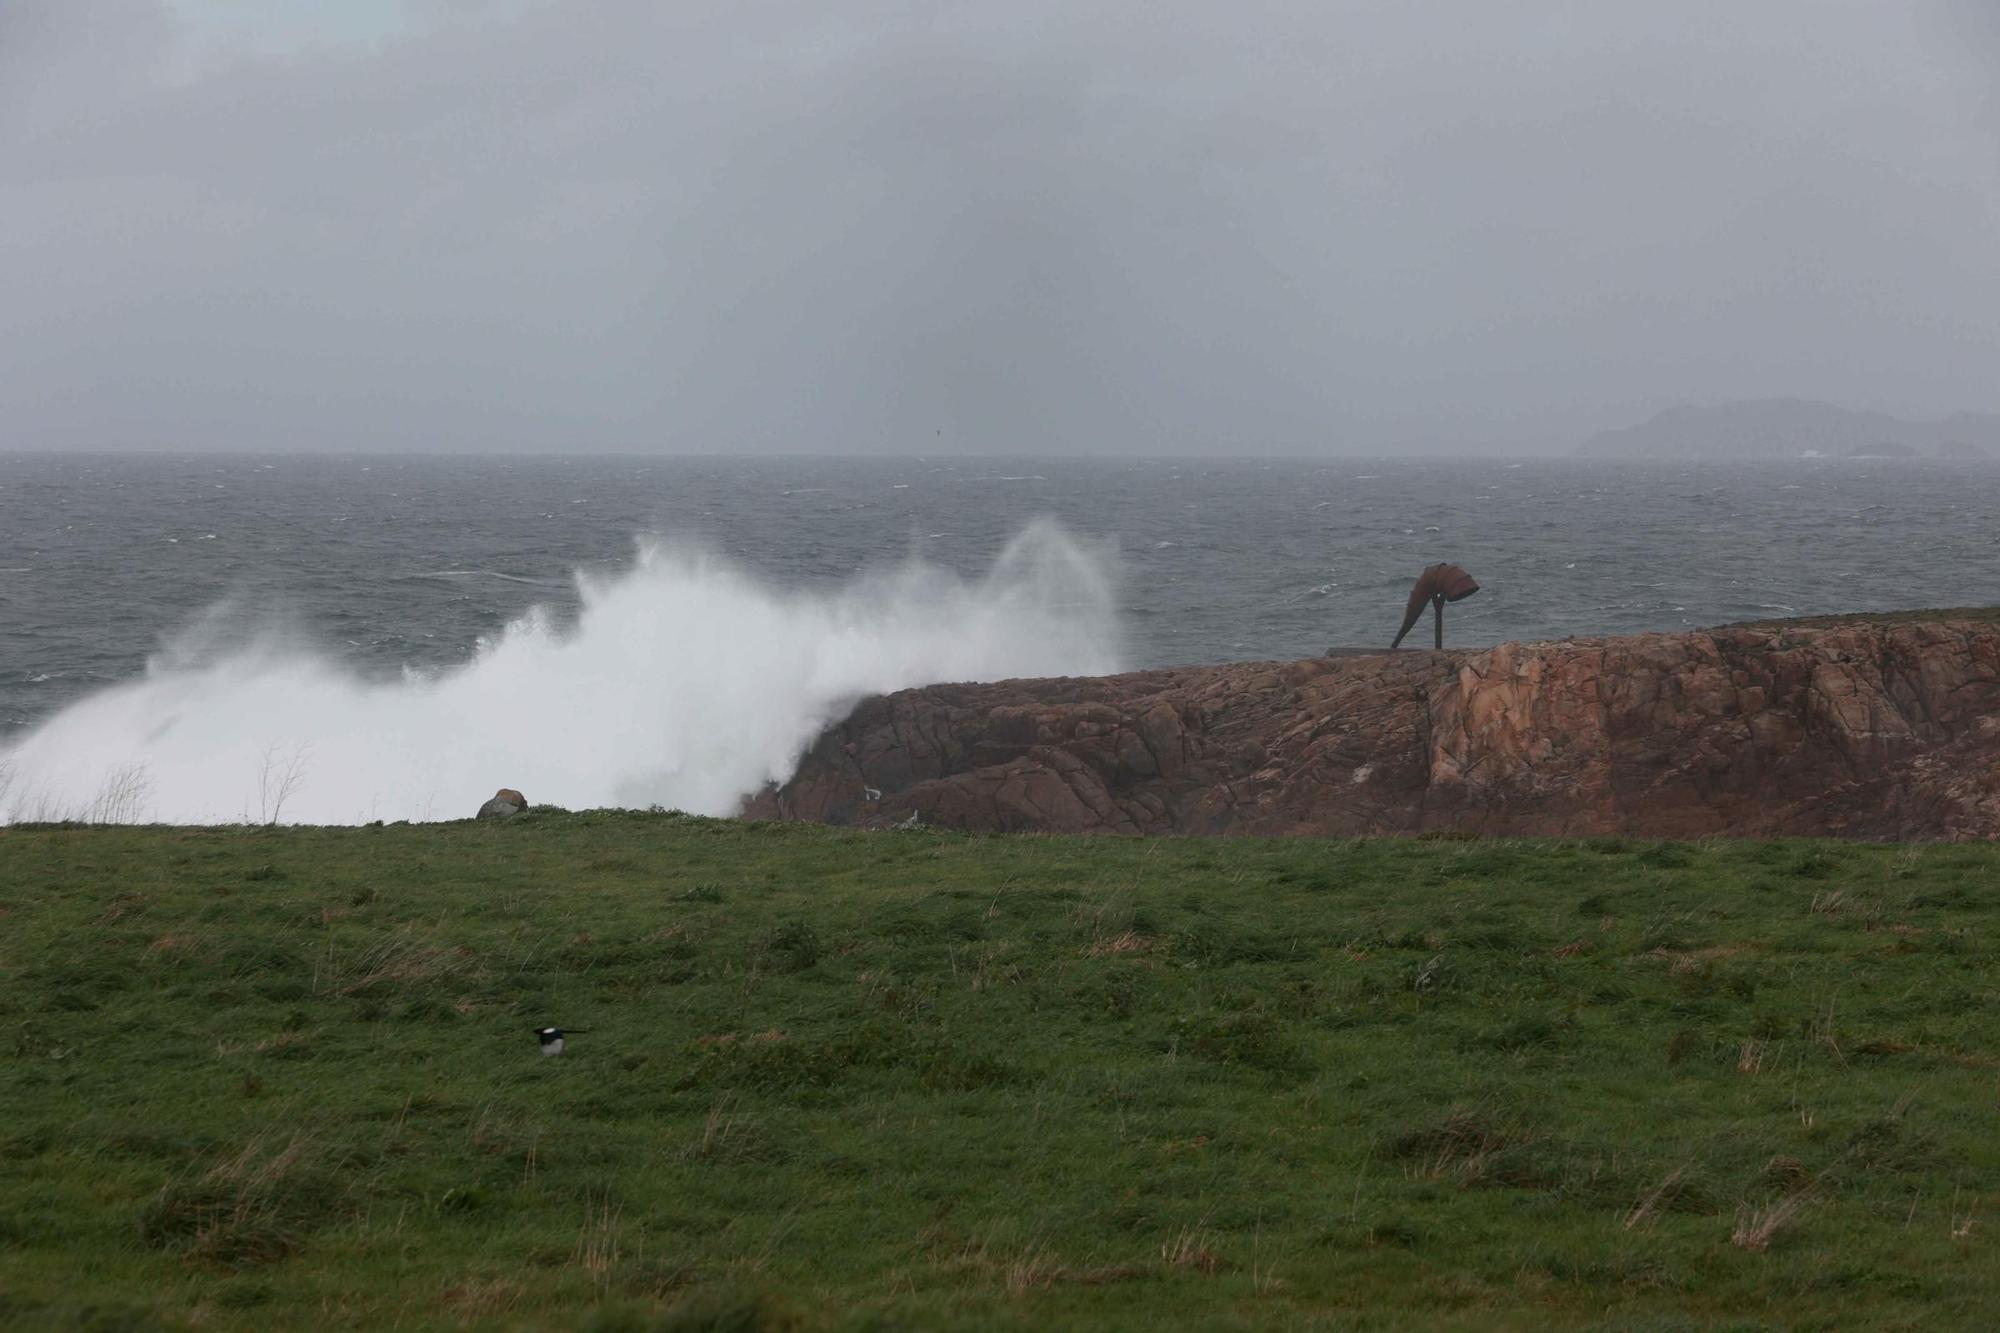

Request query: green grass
[{"left": 1, "top": 814, "right": 1995, "bottom": 1330}]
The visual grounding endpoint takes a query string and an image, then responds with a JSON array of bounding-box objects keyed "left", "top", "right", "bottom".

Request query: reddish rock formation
[{"left": 745, "top": 618, "right": 2000, "bottom": 839}]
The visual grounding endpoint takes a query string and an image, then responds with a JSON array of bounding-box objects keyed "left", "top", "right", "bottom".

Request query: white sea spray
[{"left": 0, "top": 520, "right": 1121, "bottom": 825}]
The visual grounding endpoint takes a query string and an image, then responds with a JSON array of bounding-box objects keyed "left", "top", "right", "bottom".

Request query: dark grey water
[{"left": 3, "top": 452, "right": 1996, "bottom": 739}]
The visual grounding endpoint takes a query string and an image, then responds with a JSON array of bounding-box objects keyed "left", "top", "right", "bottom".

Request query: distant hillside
[{"left": 1578, "top": 398, "right": 2000, "bottom": 460}]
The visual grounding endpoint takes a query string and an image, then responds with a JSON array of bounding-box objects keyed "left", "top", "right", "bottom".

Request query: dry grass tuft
[
  {"left": 439, "top": 1276, "right": 526, "bottom": 1320},
  {"left": 1732, "top": 1187, "right": 1814, "bottom": 1252},
  {"left": 94, "top": 893, "right": 149, "bottom": 926},
  {"left": 570, "top": 1199, "right": 623, "bottom": 1294},
  {"left": 690, "top": 1100, "right": 741, "bottom": 1159},
  {"left": 1651, "top": 944, "right": 1749, "bottom": 973},
  {"left": 1854, "top": 1038, "right": 1911, "bottom": 1057},
  {"left": 682, "top": 1097, "right": 780, "bottom": 1165},
  {"left": 926, "top": 1231, "right": 1149, "bottom": 1293},
  {"left": 1761, "top": 1155, "right": 1810, "bottom": 1190},
  {"left": 147, "top": 932, "right": 203, "bottom": 959},
  {"left": 1949, "top": 1189, "right": 1978, "bottom": 1242},
  {"left": 470, "top": 1104, "right": 543, "bottom": 1168},
  {"left": 1003, "top": 1243, "right": 1066, "bottom": 1293},
  {"left": 1624, "top": 1165, "right": 1690, "bottom": 1230},
  {"left": 137, "top": 1131, "right": 347, "bottom": 1269},
  {"left": 315, "top": 927, "right": 477, "bottom": 998},
  {"left": 1160, "top": 1224, "right": 1226, "bottom": 1274},
  {"left": 1387, "top": 1108, "right": 1548, "bottom": 1184},
  {"left": 694, "top": 1029, "right": 790, "bottom": 1050},
  {"left": 214, "top": 1030, "right": 312, "bottom": 1058},
  {"left": 1086, "top": 930, "right": 1156, "bottom": 958}
]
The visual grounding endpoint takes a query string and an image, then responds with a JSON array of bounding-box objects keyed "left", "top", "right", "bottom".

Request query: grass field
[{"left": 1, "top": 813, "right": 1995, "bottom": 1330}]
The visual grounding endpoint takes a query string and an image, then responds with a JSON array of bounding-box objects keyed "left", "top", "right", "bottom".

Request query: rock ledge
[{"left": 746, "top": 618, "right": 2000, "bottom": 840}]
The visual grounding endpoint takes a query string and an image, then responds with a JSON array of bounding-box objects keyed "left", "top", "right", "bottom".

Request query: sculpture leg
[{"left": 1433, "top": 595, "right": 1445, "bottom": 649}]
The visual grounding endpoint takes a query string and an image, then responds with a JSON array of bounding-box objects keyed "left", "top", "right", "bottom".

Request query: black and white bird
[{"left": 533, "top": 1026, "right": 584, "bottom": 1057}]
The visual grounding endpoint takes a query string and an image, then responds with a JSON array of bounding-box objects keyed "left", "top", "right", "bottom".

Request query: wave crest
[{"left": 0, "top": 520, "right": 1121, "bottom": 824}]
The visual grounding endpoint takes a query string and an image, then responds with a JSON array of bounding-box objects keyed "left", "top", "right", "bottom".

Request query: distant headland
[{"left": 1577, "top": 398, "right": 1998, "bottom": 460}]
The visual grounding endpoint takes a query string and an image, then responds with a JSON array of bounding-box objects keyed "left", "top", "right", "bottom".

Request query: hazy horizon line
[{"left": 7, "top": 448, "right": 1995, "bottom": 466}]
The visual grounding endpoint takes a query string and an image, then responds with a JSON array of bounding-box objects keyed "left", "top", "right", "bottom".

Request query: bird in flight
[{"left": 533, "top": 1026, "right": 585, "bottom": 1056}]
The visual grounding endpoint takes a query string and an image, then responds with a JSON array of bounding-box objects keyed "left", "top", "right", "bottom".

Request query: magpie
[{"left": 533, "top": 1026, "right": 585, "bottom": 1056}]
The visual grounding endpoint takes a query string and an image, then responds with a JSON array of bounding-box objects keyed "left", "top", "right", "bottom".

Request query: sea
[{"left": 3, "top": 453, "right": 1996, "bottom": 824}]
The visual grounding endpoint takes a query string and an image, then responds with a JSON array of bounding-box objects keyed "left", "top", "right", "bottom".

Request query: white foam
[{"left": 0, "top": 521, "right": 1122, "bottom": 825}]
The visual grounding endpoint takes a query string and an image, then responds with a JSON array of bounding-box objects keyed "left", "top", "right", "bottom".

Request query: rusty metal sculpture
[{"left": 1391, "top": 563, "right": 1479, "bottom": 650}]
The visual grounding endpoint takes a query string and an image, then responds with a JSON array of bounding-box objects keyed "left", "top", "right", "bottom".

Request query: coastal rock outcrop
[{"left": 746, "top": 617, "right": 2000, "bottom": 840}]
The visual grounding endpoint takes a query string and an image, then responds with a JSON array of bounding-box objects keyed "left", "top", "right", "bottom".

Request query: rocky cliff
[{"left": 746, "top": 616, "right": 2000, "bottom": 840}]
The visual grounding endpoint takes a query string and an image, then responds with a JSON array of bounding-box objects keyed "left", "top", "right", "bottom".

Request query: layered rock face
[{"left": 746, "top": 619, "right": 2000, "bottom": 839}]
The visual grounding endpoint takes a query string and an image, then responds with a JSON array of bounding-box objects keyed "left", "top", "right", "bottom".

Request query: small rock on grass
[{"left": 476, "top": 788, "right": 527, "bottom": 820}]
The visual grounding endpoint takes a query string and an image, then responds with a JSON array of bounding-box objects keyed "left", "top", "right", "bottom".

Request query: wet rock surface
[{"left": 746, "top": 619, "right": 2000, "bottom": 839}]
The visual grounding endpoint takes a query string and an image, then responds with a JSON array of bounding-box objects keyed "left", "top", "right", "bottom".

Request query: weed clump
[
  {"left": 1622, "top": 1164, "right": 1723, "bottom": 1227},
  {"left": 756, "top": 923, "right": 821, "bottom": 973},
  {"left": 1732, "top": 1189, "right": 1814, "bottom": 1252},
  {"left": 1472, "top": 1010, "right": 1565, "bottom": 1053},
  {"left": 137, "top": 1133, "right": 350, "bottom": 1269},
  {"left": 1636, "top": 843, "right": 1695, "bottom": 869},
  {"left": 1383, "top": 1107, "right": 1565, "bottom": 1191},
  {"left": 587, "top": 1288, "right": 779, "bottom": 1332},
  {"left": 1173, "top": 1009, "right": 1309, "bottom": 1077}
]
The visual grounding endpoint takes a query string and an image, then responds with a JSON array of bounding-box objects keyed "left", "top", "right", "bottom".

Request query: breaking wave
[{"left": 0, "top": 521, "right": 1121, "bottom": 824}]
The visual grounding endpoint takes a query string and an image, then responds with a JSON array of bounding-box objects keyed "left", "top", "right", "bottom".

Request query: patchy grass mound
[{"left": 0, "top": 814, "right": 1995, "bottom": 1329}]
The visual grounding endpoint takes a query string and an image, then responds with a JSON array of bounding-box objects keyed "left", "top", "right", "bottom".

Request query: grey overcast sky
[{"left": 4, "top": 1, "right": 1997, "bottom": 456}]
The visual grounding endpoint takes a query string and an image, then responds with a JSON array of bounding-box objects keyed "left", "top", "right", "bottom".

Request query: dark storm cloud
[{"left": 3, "top": 1, "right": 1996, "bottom": 454}]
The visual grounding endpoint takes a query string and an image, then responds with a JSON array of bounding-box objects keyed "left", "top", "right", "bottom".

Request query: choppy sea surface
[{"left": 2, "top": 453, "right": 1995, "bottom": 822}]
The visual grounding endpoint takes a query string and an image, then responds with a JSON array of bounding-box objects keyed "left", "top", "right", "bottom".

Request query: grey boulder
[{"left": 476, "top": 787, "right": 527, "bottom": 820}]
